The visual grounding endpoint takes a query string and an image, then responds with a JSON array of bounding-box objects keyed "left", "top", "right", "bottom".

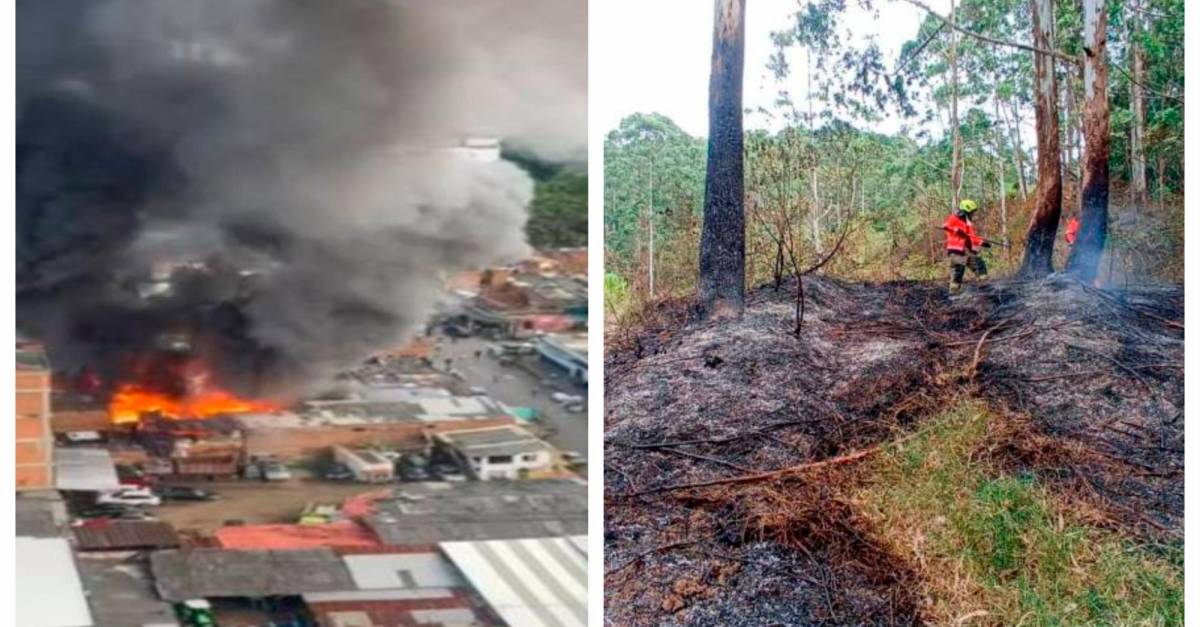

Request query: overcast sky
[{"left": 595, "top": 0, "right": 958, "bottom": 138}]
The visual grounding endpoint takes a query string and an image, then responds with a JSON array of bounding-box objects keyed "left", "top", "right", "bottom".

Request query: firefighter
[
  {"left": 942, "top": 199, "right": 990, "bottom": 294},
  {"left": 1065, "top": 215, "right": 1080, "bottom": 248}
]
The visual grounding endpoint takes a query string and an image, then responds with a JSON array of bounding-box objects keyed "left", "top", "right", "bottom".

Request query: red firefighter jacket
[
  {"left": 1065, "top": 218, "right": 1080, "bottom": 245},
  {"left": 942, "top": 213, "right": 981, "bottom": 253}
]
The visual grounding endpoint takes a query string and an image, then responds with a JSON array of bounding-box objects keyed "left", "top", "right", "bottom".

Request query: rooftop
[
  {"left": 17, "top": 537, "right": 93, "bottom": 627},
  {"left": 54, "top": 447, "right": 121, "bottom": 492},
  {"left": 362, "top": 480, "right": 588, "bottom": 545},
  {"left": 16, "top": 497, "right": 63, "bottom": 538},
  {"left": 436, "top": 425, "right": 557, "bottom": 458},
  {"left": 539, "top": 333, "right": 589, "bottom": 359},
  {"left": 215, "top": 521, "right": 381, "bottom": 550},
  {"left": 76, "top": 556, "right": 176, "bottom": 627},
  {"left": 236, "top": 394, "right": 508, "bottom": 430},
  {"left": 72, "top": 520, "right": 181, "bottom": 552},
  {"left": 150, "top": 548, "right": 357, "bottom": 601},
  {"left": 441, "top": 536, "right": 587, "bottom": 627}
]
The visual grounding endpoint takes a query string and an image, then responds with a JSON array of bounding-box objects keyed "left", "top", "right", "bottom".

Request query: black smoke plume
[{"left": 17, "top": 0, "right": 586, "bottom": 399}]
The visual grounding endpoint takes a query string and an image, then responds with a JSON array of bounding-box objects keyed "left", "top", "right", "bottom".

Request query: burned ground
[{"left": 604, "top": 275, "right": 1182, "bottom": 625}]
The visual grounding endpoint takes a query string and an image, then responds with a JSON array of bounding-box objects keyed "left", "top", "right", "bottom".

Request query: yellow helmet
[{"left": 959, "top": 199, "right": 978, "bottom": 213}]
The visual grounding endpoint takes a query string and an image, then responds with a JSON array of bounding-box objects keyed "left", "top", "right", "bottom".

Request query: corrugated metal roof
[
  {"left": 72, "top": 520, "right": 180, "bottom": 551},
  {"left": 17, "top": 537, "right": 94, "bottom": 627},
  {"left": 54, "top": 447, "right": 121, "bottom": 492},
  {"left": 364, "top": 480, "right": 587, "bottom": 545},
  {"left": 567, "top": 535, "right": 587, "bottom": 556},
  {"left": 440, "top": 537, "right": 587, "bottom": 627},
  {"left": 150, "top": 548, "right": 356, "bottom": 601}
]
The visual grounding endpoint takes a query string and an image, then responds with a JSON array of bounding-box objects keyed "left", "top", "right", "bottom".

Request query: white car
[
  {"left": 552, "top": 392, "right": 585, "bottom": 405},
  {"left": 97, "top": 488, "right": 161, "bottom": 507}
]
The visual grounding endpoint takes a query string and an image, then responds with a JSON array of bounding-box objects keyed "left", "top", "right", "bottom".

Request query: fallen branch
[
  {"left": 652, "top": 446, "right": 754, "bottom": 472},
  {"left": 622, "top": 433, "right": 918, "bottom": 499},
  {"left": 605, "top": 539, "right": 699, "bottom": 576}
]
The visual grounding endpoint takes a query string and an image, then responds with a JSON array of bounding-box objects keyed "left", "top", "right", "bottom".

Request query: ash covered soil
[{"left": 604, "top": 275, "right": 1182, "bottom": 626}]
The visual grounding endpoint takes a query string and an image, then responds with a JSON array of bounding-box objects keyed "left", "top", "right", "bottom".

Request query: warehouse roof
[
  {"left": 150, "top": 548, "right": 356, "bottom": 601},
  {"left": 54, "top": 447, "right": 121, "bottom": 492},
  {"left": 440, "top": 536, "right": 587, "bottom": 627},
  {"left": 72, "top": 520, "right": 180, "bottom": 552},
  {"left": 17, "top": 537, "right": 94, "bottom": 627},
  {"left": 435, "top": 425, "right": 557, "bottom": 458},
  {"left": 363, "top": 480, "right": 587, "bottom": 545}
]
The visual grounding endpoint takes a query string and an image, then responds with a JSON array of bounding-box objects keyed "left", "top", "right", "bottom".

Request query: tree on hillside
[
  {"left": 698, "top": 0, "right": 747, "bottom": 319},
  {"left": 1065, "top": 0, "right": 1109, "bottom": 281},
  {"left": 1018, "top": 0, "right": 1063, "bottom": 277}
]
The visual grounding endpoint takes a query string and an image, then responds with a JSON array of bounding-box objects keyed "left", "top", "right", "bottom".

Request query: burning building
[{"left": 18, "top": 0, "right": 585, "bottom": 408}]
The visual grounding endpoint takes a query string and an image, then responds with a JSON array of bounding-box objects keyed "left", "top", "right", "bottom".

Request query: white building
[{"left": 433, "top": 425, "right": 561, "bottom": 481}]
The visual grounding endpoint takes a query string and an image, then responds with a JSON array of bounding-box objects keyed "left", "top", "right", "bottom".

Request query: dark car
[
  {"left": 323, "top": 463, "right": 355, "bottom": 481},
  {"left": 158, "top": 486, "right": 216, "bottom": 502},
  {"left": 78, "top": 505, "right": 156, "bottom": 521}
]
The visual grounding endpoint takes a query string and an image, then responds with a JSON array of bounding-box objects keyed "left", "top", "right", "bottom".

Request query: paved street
[{"left": 431, "top": 334, "right": 588, "bottom": 456}]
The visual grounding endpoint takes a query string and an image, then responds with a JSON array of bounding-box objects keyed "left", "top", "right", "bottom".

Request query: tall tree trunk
[
  {"left": 698, "top": 0, "right": 746, "bottom": 318},
  {"left": 1005, "top": 98, "right": 1030, "bottom": 199},
  {"left": 949, "top": 0, "right": 962, "bottom": 210},
  {"left": 1128, "top": 1, "right": 1148, "bottom": 205},
  {"left": 992, "top": 89, "right": 1009, "bottom": 246},
  {"left": 647, "top": 155, "right": 655, "bottom": 298},
  {"left": 1066, "top": 0, "right": 1109, "bottom": 282},
  {"left": 1019, "top": 0, "right": 1063, "bottom": 277}
]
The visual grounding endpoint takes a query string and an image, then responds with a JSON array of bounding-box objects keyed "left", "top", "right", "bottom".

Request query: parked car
[
  {"left": 552, "top": 392, "right": 585, "bottom": 405},
  {"left": 261, "top": 462, "right": 292, "bottom": 482},
  {"left": 322, "top": 462, "right": 354, "bottom": 481},
  {"left": 97, "top": 488, "right": 161, "bottom": 508},
  {"left": 158, "top": 486, "right": 217, "bottom": 502},
  {"left": 78, "top": 505, "right": 156, "bottom": 521},
  {"left": 565, "top": 402, "right": 586, "bottom": 414}
]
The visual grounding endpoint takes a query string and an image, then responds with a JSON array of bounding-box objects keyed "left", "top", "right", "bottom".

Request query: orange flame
[{"left": 108, "top": 383, "right": 280, "bottom": 424}]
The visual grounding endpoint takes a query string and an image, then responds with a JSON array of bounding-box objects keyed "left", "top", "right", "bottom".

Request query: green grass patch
[{"left": 855, "top": 402, "right": 1183, "bottom": 626}]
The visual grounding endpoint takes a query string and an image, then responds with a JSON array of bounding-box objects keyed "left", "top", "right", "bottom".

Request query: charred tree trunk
[
  {"left": 1019, "top": 0, "right": 1062, "bottom": 277},
  {"left": 698, "top": 0, "right": 746, "bottom": 319},
  {"left": 1066, "top": 0, "right": 1109, "bottom": 282},
  {"left": 1128, "top": 1, "right": 1148, "bottom": 206}
]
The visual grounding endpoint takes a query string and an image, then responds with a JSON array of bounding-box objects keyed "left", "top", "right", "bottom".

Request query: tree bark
[
  {"left": 1006, "top": 98, "right": 1030, "bottom": 199},
  {"left": 1128, "top": 1, "right": 1148, "bottom": 205},
  {"left": 698, "top": 0, "right": 746, "bottom": 318},
  {"left": 949, "top": 0, "right": 962, "bottom": 210},
  {"left": 1066, "top": 0, "right": 1109, "bottom": 282},
  {"left": 1019, "top": 0, "right": 1063, "bottom": 277}
]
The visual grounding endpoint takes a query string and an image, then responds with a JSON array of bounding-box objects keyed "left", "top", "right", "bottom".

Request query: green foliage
[
  {"left": 603, "top": 113, "right": 706, "bottom": 261},
  {"left": 859, "top": 403, "right": 1184, "bottom": 626},
  {"left": 501, "top": 145, "right": 588, "bottom": 249},
  {"left": 526, "top": 167, "right": 587, "bottom": 248}
]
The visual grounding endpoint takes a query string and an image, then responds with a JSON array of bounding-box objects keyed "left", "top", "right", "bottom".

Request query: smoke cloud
[{"left": 17, "top": 0, "right": 586, "bottom": 398}]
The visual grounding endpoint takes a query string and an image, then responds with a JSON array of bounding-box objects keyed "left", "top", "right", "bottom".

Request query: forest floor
[{"left": 604, "top": 275, "right": 1183, "bottom": 625}]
